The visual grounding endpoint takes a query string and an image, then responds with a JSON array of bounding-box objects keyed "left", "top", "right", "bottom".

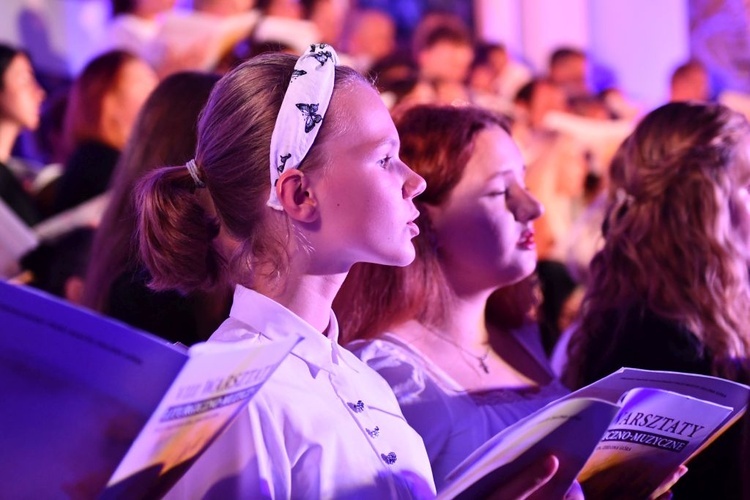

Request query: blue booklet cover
[{"left": 0, "top": 282, "right": 298, "bottom": 498}]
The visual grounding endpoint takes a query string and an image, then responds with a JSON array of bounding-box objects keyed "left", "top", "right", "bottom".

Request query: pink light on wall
[{"left": 589, "top": 0, "right": 690, "bottom": 109}]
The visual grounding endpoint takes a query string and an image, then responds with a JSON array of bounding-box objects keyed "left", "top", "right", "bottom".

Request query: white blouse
[
  {"left": 107, "top": 14, "right": 161, "bottom": 58},
  {"left": 349, "top": 332, "right": 569, "bottom": 492},
  {"left": 166, "top": 286, "right": 436, "bottom": 499}
]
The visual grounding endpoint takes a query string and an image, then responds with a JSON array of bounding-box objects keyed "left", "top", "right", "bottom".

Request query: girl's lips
[
  {"left": 407, "top": 208, "right": 420, "bottom": 235},
  {"left": 517, "top": 229, "right": 535, "bottom": 249}
]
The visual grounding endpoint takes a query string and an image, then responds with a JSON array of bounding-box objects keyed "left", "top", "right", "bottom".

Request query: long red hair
[{"left": 335, "top": 104, "right": 511, "bottom": 343}]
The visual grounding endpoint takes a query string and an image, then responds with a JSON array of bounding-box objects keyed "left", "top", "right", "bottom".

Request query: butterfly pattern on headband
[
  {"left": 278, "top": 153, "right": 292, "bottom": 173},
  {"left": 308, "top": 44, "right": 333, "bottom": 67},
  {"left": 296, "top": 103, "right": 323, "bottom": 133},
  {"left": 291, "top": 69, "right": 307, "bottom": 81}
]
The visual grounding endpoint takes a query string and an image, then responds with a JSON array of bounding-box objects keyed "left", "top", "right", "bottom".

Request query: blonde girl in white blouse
[{"left": 136, "top": 45, "right": 561, "bottom": 499}]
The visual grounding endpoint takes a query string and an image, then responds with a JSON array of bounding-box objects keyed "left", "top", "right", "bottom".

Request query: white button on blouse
[{"left": 165, "top": 286, "right": 436, "bottom": 499}]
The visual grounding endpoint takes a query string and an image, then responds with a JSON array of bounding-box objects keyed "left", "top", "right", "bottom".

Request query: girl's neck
[
  {"left": 0, "top": 122, "right": 21, "bottom": 164},
  {"left": 395, "top": 292, "right": 548, "bottom": 389},
  {"left": 259, "top": 272, "right": 347, "bottom": 334},
  {"left": 430, "top": 288, "right": 494, "bottom": 348}
]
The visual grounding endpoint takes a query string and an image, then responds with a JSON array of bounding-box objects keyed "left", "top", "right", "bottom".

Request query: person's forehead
[
  {"left": 328, "top": 83, "right": 395, "bottom": 147},
  {"left": 9, "top": 54, "right": 30, "bottom": 71},
  {"left": 339, "top": 82, "right": 387, "bottom": 116},
  {"left": 430, "top": 39, "right": 472, "bottom": 51},
  {"left": 466, "top": 128, "right": 523, "bottom": 178},
  {"left": 4, "top": 55, "right": 32, "bottom": 84}
]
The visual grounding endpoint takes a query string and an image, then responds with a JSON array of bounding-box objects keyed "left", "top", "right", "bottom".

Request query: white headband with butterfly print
[{"left": 267, "top": 43, "right": 340, "bottom": 210}]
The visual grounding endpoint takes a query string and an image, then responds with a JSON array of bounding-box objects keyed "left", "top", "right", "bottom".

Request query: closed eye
[{"left": 487, "top": 190, "right": 507, "bottom": 197}]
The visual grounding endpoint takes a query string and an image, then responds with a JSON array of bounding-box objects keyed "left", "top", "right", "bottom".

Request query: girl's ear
[{"left": 276, "top": 169, "right": 319, "bottom": 223}]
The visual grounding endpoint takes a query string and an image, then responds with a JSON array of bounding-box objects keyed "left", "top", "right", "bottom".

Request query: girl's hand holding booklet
[{"left": 439, "top": 367, "right": 749, "bottom": 499}]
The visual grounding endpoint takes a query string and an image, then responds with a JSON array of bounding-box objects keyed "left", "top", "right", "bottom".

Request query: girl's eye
[
  {"left": 378, "top": 155, "right": 393, "bottom": 168},
  {"left": 487, "top": 190, "right": 507, "bottom": 197}
]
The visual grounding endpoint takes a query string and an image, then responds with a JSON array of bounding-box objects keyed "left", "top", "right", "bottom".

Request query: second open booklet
[{"left": 438, "top": 367, "right": 750, "bottom": 499}]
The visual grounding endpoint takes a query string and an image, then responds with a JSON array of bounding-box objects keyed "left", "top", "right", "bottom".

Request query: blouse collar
[{"left": 229, "top": 285, "right": 359, "bottom": 376}]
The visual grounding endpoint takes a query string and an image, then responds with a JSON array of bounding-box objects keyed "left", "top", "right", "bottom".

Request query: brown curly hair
[{"left": 566, "top": 101, "right": 750, "bottom": 385}]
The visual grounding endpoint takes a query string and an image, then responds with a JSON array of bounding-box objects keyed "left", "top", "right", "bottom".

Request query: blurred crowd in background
[{"left": 0, "top": 0, "right": 745, "bottom": 355}]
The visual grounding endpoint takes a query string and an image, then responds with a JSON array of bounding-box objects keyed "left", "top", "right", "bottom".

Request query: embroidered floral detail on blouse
[
  {"left": 367, "top": 426, "right": 380, "bottom": 437},
  {"left": 381, "top": 452, "right": 397, "bottom": 465},
  {"left": 348, "top": 400, "right": 366, "bottom": 412}
]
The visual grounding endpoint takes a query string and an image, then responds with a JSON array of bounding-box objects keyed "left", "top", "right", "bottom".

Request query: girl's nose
[
  {"left": 513, "top": 187, "right": 543, "bottom": 222},
  {"left": 402, "top": 162, "right": 426, "bottom": 199}
]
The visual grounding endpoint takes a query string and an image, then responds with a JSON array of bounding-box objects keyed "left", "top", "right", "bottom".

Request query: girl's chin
[
  {"left": 373, "top": 248, "right": 416, "bottom": 269},
  {"left": 495, "top": 260, "right": 538, "bottom": 287}
]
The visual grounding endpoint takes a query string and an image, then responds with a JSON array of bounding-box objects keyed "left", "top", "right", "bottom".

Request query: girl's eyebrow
[
  {"left": 372, "top": 137, "right": 399, "bottom": 149},
  {"left": 485, "top": 164, "right": 529, "bottom": 184},
  {"left": 485, "top": 171, "right": 513, "bottom": 182},
  {"left": 359, "top": 137, "right": 398, "bottom": 154}
]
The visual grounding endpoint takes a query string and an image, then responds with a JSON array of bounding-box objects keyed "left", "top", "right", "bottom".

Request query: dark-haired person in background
[{"left": 0, "top": 43, "right": 45, "bottom": 226}]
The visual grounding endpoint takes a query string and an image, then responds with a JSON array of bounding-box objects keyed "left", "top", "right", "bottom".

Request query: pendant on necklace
[{"left": 478, "top": 356, "right": 490, "bottom": 374}]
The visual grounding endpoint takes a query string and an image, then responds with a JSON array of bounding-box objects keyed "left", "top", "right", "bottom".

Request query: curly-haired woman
[{"left": 565, "top": 101, "right": 750, "bottom": 499}]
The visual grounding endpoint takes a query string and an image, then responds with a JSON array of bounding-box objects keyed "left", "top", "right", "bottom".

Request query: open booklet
[
  {"left": 0, "top": 192, "right": 109, "bottom": 280},
  {"left": 0, "top": 280, "right": 300, "bottom": 499},
  {"left": 439, "top": 367, "right": 749, "bottom": 499},
  {"left": 0, "top": 199, "right": 38, "bottom": 278}
]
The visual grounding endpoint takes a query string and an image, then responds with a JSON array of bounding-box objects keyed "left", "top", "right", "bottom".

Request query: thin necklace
[{"left": 426, "top": 325, "right": 492, "bottom": 374}]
